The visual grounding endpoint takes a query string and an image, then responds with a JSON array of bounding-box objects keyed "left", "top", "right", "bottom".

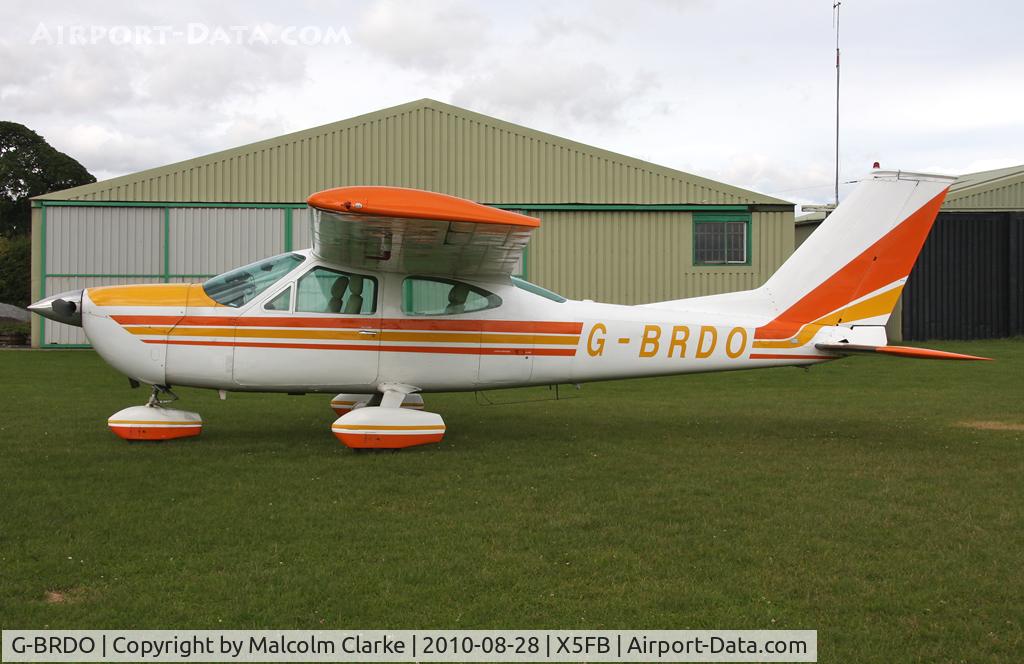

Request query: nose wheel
[{"left": 108, "top": 385, "right": 203, "bottom": 441}]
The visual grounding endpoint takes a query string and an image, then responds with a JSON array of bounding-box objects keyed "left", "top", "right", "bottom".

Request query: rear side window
[
  {"left": 402, "top": 277, "right": 501, "bottom": 316},
  {"left": 296, "top": 267, "right": 377, "bottom": 314}
]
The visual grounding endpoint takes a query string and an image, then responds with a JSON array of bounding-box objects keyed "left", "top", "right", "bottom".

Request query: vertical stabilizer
[{"left": 754, "top": 170, "right": 954, "bottom": 343}]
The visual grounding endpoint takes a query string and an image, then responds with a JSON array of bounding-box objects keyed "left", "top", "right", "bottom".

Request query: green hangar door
[{"left": 35, "top": 203, "right": 304, "bottom": 349}]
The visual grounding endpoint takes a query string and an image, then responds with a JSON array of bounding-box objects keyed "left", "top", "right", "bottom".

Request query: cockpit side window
[
  {"left": 402, "top": 277, "right": 501, "bottom": 316},
  {"left": 264, "top": 286, "right": 292, "bottom": 312},
  {"left": 296, "top": 266, "right": 377, "bottom": 314},
  {"left": 203, "top": 253, "right": 305, "bottom": 308}
]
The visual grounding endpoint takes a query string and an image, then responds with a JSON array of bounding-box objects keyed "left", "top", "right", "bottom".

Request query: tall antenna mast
[{"left": 833, "top": 1, "right": 841, "bottom": 206}]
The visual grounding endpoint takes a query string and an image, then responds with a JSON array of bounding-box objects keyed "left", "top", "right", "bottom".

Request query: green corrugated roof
[
  {"left": 949, "top": 164, "right": 1024, "bottom": 192},
  {"left": 36, "top": 98, "right": 790, "bottom": 206},
  {"left": 944, "top": 164, "right": 1024, "bottom": 211}
]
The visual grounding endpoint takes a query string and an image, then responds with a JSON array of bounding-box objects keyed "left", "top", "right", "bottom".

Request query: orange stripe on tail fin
[{"left": 753, "top": 171, "right": 950, "bottom": 340}]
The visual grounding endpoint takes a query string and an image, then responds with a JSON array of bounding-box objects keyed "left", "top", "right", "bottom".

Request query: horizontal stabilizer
[{"left": 814, "top": 343, "right": 991, "bottom": 361}]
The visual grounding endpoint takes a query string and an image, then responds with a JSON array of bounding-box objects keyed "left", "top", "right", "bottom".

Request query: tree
[
  {"left": 0, "top": 122, "right": 96, "bottom": 237},
  {"left": 0, "top": 234, "right": 30, "bottom": 307}
]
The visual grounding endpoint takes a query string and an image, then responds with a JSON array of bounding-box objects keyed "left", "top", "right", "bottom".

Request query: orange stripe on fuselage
[{"left": 755, "top": 188, "right": 947, "bottom": 341}]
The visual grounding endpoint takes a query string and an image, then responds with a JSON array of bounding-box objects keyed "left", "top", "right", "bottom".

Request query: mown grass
[{"left": 0, "top": 341, "right": 1021, "bottom": 662}]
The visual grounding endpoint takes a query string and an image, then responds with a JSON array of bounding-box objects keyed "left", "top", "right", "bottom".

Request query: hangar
[
  {"left": 796, "top": 164, "right": 1024, "bottom": 341},
  {"left": 30, "top": 98, "right": 794, "bottom": 347}
]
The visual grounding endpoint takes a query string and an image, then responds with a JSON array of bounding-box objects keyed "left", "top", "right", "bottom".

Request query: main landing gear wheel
[
  {"left": 107, "top": 385, "right": 203, "bottom": 441},
  {"left": 331, "top": 389, "right": 443, "bottom": 450}
]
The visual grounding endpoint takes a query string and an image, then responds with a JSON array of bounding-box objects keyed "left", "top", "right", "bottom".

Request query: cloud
[
  {"left": 0, "top": 0, "right": 1020, "bottom": 200},
  {"left": 0, "top": 8, "right": 318, "bottom": 179},
  {"left": 140, "top": 37, "right": 308, "bottom": 104},
  {"left": 356, "top": 0, "right": 491, "bottom": 71},
  {"left": 0, "top": 42, "right": 141, "bottom": 115},
  {"left": 452, "top": 60, "right": 657, "bottom": 126},
  {"left": 701, "top": 153, "right": 844, "bottom": 205}
]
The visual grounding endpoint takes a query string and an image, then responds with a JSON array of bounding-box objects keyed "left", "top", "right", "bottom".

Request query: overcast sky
[{"left": 2, "top": 0, "right": 1022, "bottom": 205}]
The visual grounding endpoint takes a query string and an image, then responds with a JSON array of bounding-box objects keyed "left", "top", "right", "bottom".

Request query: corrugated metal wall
[
  {"left": 38, "top": 205, "right": 293, "bottom": 345},
  {"left": 37, "top": 203, "right": 793, "bottom": 345},
  {"left": 794, "top": 223, "right": 817, "bottom": 249},
  {"left": 41, "top": 101, "right": 785, "bottom": 207},
  {"left": 169, "top": 208, "right": 285, "bottom": 275},
  {"left": 902, "top": 212, "right": 1024, "bottom": 340},
  {"left": 292, "top": 206, "right": 314, "bottom": 250},
  {"left": 944, "top": 178, "right": 1024, "bottom": 211},
  {"left": 33, "top": 101, "right": 797, "bottom": 346},
  {"left": 46, "top": 206, "right": 163, "bottom": 275},
  {"left": 528, "top": 210, "right": 792, "bottom": 304}
]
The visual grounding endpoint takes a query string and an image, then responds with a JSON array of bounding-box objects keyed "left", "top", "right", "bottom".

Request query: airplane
[{"left": 29, "top": 169, "right": 988, "bottom": 449}]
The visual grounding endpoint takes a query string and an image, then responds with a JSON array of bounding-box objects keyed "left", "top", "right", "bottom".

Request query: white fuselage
[{"left": 80, "top": 250, "right": 850, "bottom": 394}]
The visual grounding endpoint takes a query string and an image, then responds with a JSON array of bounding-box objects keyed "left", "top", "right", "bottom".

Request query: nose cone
[{"left": 28, "top": 289, "right": 84, "bottom": 327}]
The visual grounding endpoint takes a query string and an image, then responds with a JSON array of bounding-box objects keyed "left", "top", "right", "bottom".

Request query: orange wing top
[
  {"left": 307, "top": 186, "right": 540, "bottom": 227},
  {"left": 305, "top": 186, "right": 539, "bottom": 277}
]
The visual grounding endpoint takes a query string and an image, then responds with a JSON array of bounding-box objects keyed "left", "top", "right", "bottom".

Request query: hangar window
[
  {"left": 296, "top": 267, "right": 377, "bottom": 314},
  {"left": 402, "top": 277, "right": 502, "bottom": 315},
  {"left": 203, "top": 253, "right": 305, "bottom": 307},
  {"left": 693, "top": 213, "right": 751, "bottom": 266}
]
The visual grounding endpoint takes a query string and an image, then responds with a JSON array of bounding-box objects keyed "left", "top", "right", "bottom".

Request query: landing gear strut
[
  {"left": 107, "top": 384, "right": 203, "bottom": 441},
  {"left": 145, "top": 384, "right": 178, "bottom": 406}
]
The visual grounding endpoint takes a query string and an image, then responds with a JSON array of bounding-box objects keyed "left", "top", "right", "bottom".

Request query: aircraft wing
[{"left": 306, "top": 186, "right": 539, "bottom": 278}]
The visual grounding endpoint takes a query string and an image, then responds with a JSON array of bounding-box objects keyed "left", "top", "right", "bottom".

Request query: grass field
[{"left": 1, "top": 341, "right": 1021, "bottom": 662}]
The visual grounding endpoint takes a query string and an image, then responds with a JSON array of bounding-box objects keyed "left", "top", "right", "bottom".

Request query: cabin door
[{"left": 233, "top": 265, "right": 381, "bottom": 390}]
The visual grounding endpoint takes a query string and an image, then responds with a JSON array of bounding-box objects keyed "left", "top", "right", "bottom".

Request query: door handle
[{"left": 358, "top": 329, "right": 380, "bottom": 336}]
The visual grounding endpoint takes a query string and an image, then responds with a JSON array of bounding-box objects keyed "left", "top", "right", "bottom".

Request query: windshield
[
  {"left": 203, "top": 253, "right": 305, "bottom": 308},
  {"left": 511, "top": 276, "right": 567, "bottom": 303}
]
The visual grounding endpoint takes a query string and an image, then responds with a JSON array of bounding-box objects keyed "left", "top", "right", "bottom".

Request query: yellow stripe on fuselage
[
  {"left": 89, "top": 284, "right": 223, "bottom": 307},
  {"left": 123, "top": 325, "right": 579, "bottom": 345}
]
